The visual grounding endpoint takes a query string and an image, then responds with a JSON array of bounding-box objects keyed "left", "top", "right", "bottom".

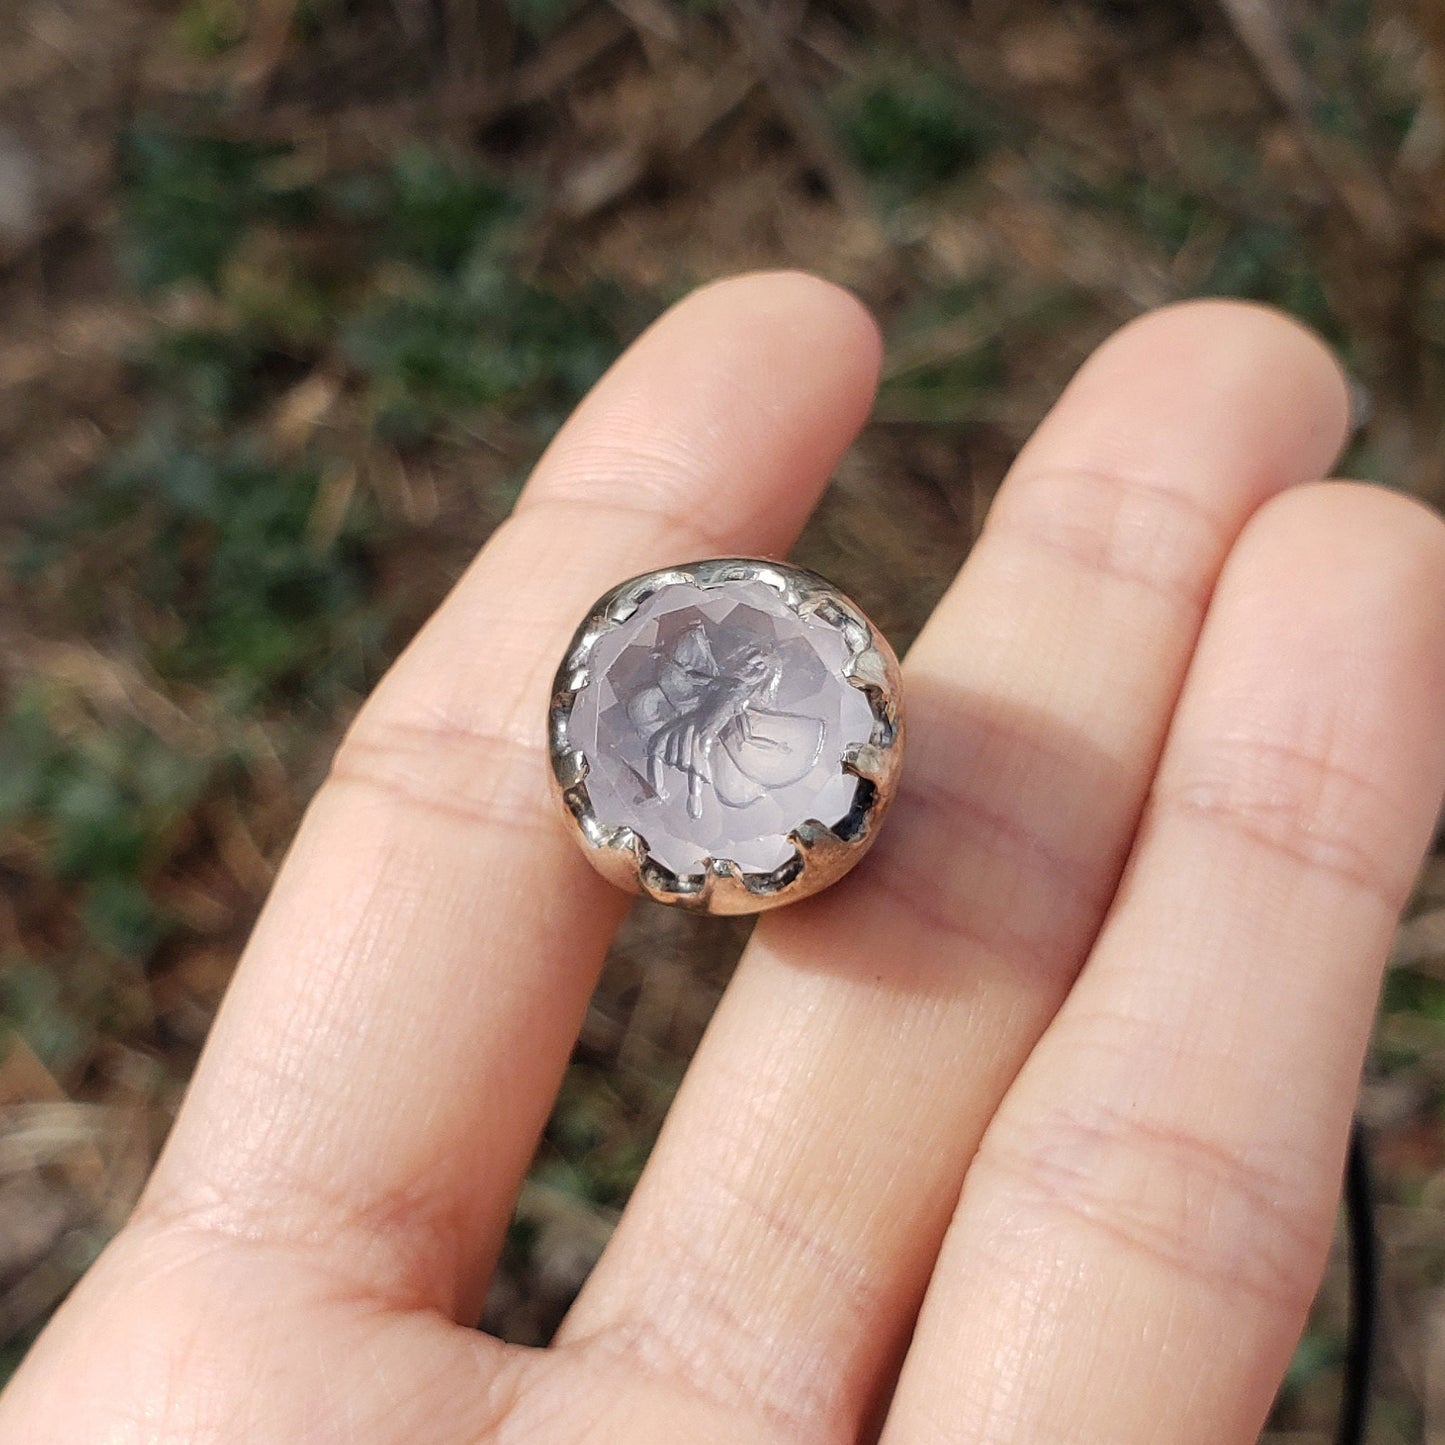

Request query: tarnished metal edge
[{"left": 546, "top": 557, "right": 904, "bottom": 914}]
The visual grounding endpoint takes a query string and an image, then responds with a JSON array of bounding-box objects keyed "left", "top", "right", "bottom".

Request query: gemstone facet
[{"left": 549, "top": 559, "right": 903, "bottom": 913}]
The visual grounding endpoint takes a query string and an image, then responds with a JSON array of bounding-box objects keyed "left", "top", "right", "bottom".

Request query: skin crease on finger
[
  {"left": 1, "top": 285, "right": 1442, "bottom": 1445},
  {"left": 549, "top": 300, "right": 1352, "bottom": 1439},
  {"left": 880, "top": 482, "right": 1445, "bottom": 1445}
]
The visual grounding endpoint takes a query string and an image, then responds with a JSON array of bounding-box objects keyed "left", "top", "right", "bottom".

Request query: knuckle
[
  {"left": 973, "top": 1096, "right": 1329, "bottom": 1314},
  {"left": 856, "top": 696, "right": 1116, "bottom": 979},
  {"left": 134, "top": 1158, "right": 465, "bottom": 1315},
  {"left": 867, "top": 773, "right": 1101, "bottom": 977},
  {"left": 1157, "top": 729, "right": 1408, "bottom": 908},
  {"left": 577, "top": 1164, "right": 883, "bottom": 1445},
  {"left": 516, "top": 467, "right": 736, "bottom": 560},
  {"left": 327, "top": 709, "right": 551, "bottom": 836},
  {"left": 985, "top": 465, "right": 1227, "bottom": 614}
]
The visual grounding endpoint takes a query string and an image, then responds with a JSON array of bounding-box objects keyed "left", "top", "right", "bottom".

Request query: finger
[
  {"left": 134, "top": 272, "right": 882, "bottom": 1321},
  {"left": 886, "top": 482, "right": 1445, "bottom": 1445},
  {"left": 559, "top": 303, "right": 1351, "bottom": 1437}
]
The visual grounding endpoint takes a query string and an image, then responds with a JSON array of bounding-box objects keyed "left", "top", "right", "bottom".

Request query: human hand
[{"left": 3, "top": 272, "right": 1443, "bottom": 1445}]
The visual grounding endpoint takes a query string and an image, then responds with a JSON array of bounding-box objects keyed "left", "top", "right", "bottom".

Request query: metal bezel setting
[{"left": 547, "top": 557, "right": 904, "bottom": 914}]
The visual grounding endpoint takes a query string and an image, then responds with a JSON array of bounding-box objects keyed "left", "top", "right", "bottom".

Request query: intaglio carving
[
  {"left": 550, "top": 559, "right": 903, "bottom": 914},
  {"left": 629, "top": 623, "right": 826, "bottom": 820}
]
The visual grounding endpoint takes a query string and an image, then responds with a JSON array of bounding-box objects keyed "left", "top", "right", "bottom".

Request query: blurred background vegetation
[{"left": 2, "top": 0, "right": 1445, "bottom": 1437}]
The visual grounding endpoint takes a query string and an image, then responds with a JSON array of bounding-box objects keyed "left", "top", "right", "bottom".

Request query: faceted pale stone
[{"left": 568, "top": 579, "right": 876, "bottom": 876}]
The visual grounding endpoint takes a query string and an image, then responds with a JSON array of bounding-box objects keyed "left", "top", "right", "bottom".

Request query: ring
[{"left": 547, "top": 557, "right": 904, "bottom": 913}]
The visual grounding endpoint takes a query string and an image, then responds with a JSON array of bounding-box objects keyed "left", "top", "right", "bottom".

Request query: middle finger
[{"left": 559, "top": 302, "right": 1350, "bottom": 1437}]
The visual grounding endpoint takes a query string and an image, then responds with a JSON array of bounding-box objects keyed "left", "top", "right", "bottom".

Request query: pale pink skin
[{"left": 5, "top": 274, "right": 1445, "bottom": 1445}]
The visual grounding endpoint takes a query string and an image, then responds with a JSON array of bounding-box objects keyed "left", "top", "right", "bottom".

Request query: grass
[
  {"left": 1, "top": 115, "right": 644, "bottom": 1369},
  {"left": 834, "top": 59, "right": 1005, "bottom": 203},
  {"left": 2, "top": 0, "right": 1445, "bottom": 1432}
]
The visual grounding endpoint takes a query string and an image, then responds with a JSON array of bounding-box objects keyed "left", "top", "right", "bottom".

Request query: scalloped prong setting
[{"left": 547, "top": 558, "right": 904, "bottom": 914}]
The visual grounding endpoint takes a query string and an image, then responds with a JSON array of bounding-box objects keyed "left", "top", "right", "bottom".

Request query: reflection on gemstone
[{"left": 568, "top": 579, "right": 876, "bottom": 876}]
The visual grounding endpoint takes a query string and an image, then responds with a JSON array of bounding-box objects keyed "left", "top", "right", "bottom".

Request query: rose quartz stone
[{"left": 568, "top": 579, "right": 876, "bottom": 877}]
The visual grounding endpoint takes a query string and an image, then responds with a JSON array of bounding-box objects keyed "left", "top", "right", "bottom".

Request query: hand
[{"left": 4, "top": 273, "right": 1443, "bottom": 1445}]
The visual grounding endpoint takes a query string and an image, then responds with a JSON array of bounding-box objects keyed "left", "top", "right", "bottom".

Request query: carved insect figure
[{"left": 627, "top": 623, "right": 826, "bottom": 820}]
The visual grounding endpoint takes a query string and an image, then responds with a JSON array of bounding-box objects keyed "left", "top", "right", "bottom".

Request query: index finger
[{"left": 133, "top": 271, "right": 882, "bottom": 1322}]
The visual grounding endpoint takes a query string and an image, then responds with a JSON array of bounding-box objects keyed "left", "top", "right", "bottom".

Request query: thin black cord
[{"left": 1336, "top": 1118, "right": 1379, "bottom": 1445}]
